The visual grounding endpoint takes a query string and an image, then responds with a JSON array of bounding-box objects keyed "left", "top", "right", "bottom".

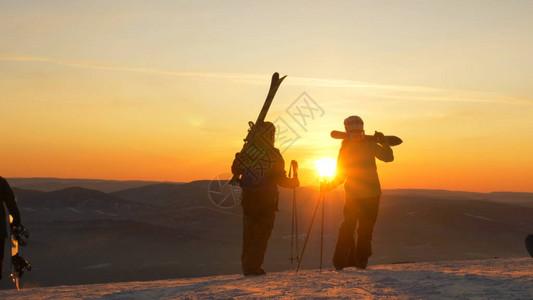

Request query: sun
[{"left": 314, "top": 158, "right": 337, "bottom": 179}]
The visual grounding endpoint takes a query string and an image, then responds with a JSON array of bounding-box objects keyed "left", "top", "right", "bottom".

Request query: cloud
[
  {"left": 0, "top": 53, "right": 260, "bottom": 81},
  {"left": 1, "top": 54, "right": 531, "bottom": 105},
  {"left": 287, "top": 77, "right": 531, "bottom": 105}
]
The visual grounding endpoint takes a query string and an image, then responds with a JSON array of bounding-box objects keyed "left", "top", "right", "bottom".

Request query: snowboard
[
  {"left": 330, "top": 130, "right": 403, "bottom": 146},
  {"left": 230, "top": 72, "right": 287, "bottom": 184},
  {"left": 9, "top": 215, "right": 31, "bottom": 291},
  {"left": 526, "top": 234, "right": 533, "bottom": 258}
]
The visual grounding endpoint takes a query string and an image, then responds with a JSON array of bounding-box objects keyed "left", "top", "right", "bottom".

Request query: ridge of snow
[{"left": 462, "top": 213, "right": 493, "bottom": 222}]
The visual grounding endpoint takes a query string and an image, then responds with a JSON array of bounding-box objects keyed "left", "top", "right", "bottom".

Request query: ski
[
  {"left": 246, "top": 72, "right": 287, "bottom": 142},
  {"left": 230, "top": 72, "right": 287, "bottom": 184},
  {"left": 330, "top": 130, "right": 403, "bottom": 146}
]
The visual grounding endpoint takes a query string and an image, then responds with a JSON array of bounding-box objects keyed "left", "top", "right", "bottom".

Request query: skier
[
  {"left": 322, "top": 116, "right": 394, "bottom": 270},
  {"left": 0, "top": 177, "right": 22, "bottom": 279},
  {"left": 231, "top": 121, "right": 300, "bottom": 276}
]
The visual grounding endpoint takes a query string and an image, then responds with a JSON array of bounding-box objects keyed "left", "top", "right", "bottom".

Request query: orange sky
[{"left": 1, "top": 1, "right": 532, "bottom": 192}]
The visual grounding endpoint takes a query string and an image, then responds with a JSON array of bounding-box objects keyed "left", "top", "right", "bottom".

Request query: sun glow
[{"left": 314, "top": 158, "right": 337, "bottom": 179}]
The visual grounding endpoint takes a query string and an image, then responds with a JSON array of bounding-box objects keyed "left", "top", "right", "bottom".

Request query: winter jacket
[
  {"left": 231, "top": 144, "right": 297, "bottom": 192},
  {"left": 328, "top": 139, "right": 393, "bottom": 198},
  {"left": 0, "top": 177, "right": 21, "bottom": 239}
]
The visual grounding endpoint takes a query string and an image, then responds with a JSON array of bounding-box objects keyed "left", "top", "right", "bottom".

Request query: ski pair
[{"left": 230, "top": 72, "right": 287, "bottom": 185}]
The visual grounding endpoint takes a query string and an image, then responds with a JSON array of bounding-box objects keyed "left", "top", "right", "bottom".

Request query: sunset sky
[{"left": 1, "top": 1, "right": 532, "bottom": 192}]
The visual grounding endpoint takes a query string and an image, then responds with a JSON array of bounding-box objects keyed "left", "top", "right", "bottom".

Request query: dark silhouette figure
[
  {"left": 0, "top": 177, "right": 22, "bottom": 279},
  {"left": 526, "top": 234, "right": 533, "bottom": 258},
  {"left": 322, "top": 116, "right": 394, "bottom": 270},
  {"left": 231, "top": 122, "right": 299, "bottom": 276}
]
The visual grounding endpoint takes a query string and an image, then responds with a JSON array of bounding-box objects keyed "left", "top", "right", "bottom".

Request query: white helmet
[{"left": 344, "top": 116, "right": 364, "bottom": 133}]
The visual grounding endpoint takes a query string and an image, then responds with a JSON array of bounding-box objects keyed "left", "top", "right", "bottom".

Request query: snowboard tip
[{"left": 330, "top": 130, "right": 344, "bottom": 139}]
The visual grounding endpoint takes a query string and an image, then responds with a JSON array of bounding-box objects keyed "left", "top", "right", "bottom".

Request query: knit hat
[{"left": 344, "top": 116, "right": 364, "bottom": 133}]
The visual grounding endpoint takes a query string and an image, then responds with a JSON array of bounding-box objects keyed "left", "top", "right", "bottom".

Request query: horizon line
[{"left": 5, "top": 176, "right": 531, "bottom": 194}]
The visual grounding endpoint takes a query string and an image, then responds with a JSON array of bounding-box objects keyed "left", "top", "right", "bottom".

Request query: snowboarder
[
  {"left": 322, "top": 116, "right": 394, "bottom": 270},
  {"left": 231, "top": 121, "right": 300, "bottom": 276},
  {"left": 0, "top": 177, "right": 22, "bottom": 279}
]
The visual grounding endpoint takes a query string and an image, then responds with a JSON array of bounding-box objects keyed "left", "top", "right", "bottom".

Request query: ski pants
[
  {"left": 241, "top": 213, "right": 275, "bottom": 273},
  {"left": 240, "top": 189, "right": 277, "bottom": 273},
  {"left": 0, "top": 238, "right": 4, "bottom": 279},
  {"left": 333, "top": 195, "right": 380, "bottom": 268}
]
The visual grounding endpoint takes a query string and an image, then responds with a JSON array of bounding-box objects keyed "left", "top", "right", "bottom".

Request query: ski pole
[
  {"left": 289, "top": 163, "right": 295, "bottom": 264},
  {"left": 292, "top": 160, "right": 299, "bottom": 265},
  {"left": 296, "top": 191, "right": 323, "bottom": 273},
  {"left": 289, "top": 160, "right": 299, "bottom": 265},
  {"left": 294, "top": 182, "right": 299, "bottom": 262},
  {"left": 320, "top": 186, "right": 325, "bottom": 270}
]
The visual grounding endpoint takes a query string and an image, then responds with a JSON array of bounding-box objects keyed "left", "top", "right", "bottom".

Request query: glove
[
  {"left": 290, "top": 160, "right": 299, "bottom": 178},
  {"left": 292, "top": 177, "right": 300, "bottom": 188},
  {"left": 374, "top": 131, "right": 387, "bottom": 145}
]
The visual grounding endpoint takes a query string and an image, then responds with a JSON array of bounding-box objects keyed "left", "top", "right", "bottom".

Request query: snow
[
  {"left": 462, "top": 213, "right": 494, "bottom": 222},
  {"left": 93, "top": 210, "right": 118, "bottom": 216},
  {"left": 1, "top": 257, "right": 531, "bottom": 299},
  {"left": 83, "top": 263, "right": 112, "bottom": 270},
  {"left": 67, "top": 207, "right": 83, "bottom": 213}
]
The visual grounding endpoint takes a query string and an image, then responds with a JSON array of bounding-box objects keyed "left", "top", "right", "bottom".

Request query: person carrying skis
[
  {"left": 322, "top": 116, "right": 394, "bottom": 270},
  {"left": 231, "top": 121, "right": 300, "bottom": 276},
  {"left": 0, "top": 177, "right": 22, "bottom": 279}
]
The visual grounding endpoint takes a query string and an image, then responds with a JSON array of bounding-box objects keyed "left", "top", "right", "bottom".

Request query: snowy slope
[{"left": 1, "top": 257, "right": 531, "bottom": 299}]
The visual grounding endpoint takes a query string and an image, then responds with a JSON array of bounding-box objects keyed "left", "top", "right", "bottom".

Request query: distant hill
[
  {"left": 2, "top": 181, "right": 532, "bottom": 289},
  {"left": 383, "top": 189, "right": 533, "bottom": 207},
  {"left": 13, "top": 186, "right": 158, "bottom": 222},
  {"left": 111, "top": 181, "right": 206, "bottom": 207},
  {"left": 6, "top": 177, "right": 181, "bottom": 193},
  {"left": 8, "top": 178, "right": 533, "bottom": 207}
]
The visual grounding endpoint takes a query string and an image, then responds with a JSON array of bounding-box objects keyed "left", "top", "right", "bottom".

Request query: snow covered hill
[
  {"left": 1, "top": 257, "right": 531, "bottom": 299},
  {"left": 4, "top": 182, "right": 532, "bottom": 288}
]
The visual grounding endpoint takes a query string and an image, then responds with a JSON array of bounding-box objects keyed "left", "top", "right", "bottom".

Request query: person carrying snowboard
[
  {"left": 0, "top": 177, "right": 22, "bottom": 279},
  {"left": 322, "top": 116, "right": 394, "bottom": 270},
  {"left": 231, "top": 121, "right": 300, "bottom": 276}
]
